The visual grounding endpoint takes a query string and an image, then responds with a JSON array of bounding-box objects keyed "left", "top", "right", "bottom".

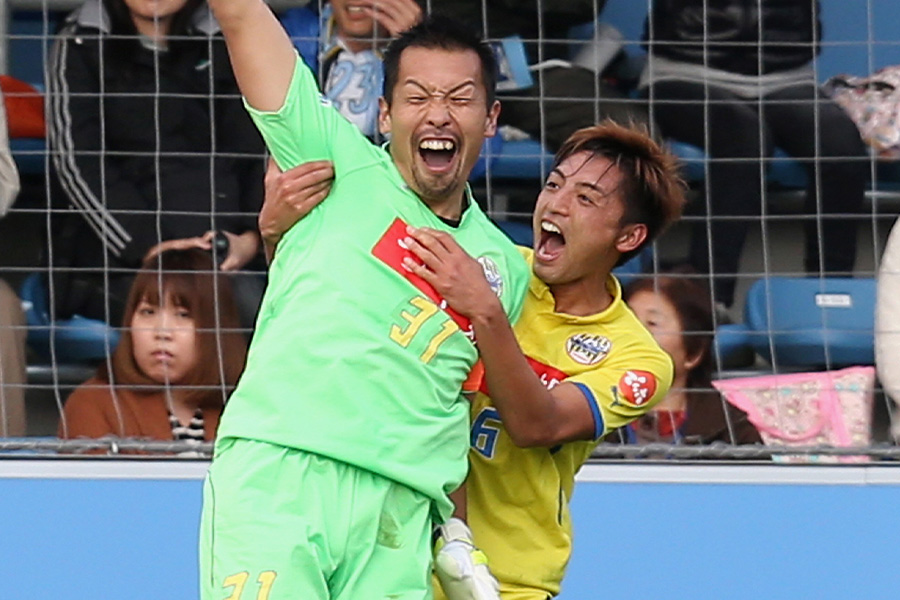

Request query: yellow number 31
[
  {"left": 390, "top": 296, "right": 459, "bottom": 363},
  {"left": 223, "top": 571, "right": 276, "bottom": 600}
]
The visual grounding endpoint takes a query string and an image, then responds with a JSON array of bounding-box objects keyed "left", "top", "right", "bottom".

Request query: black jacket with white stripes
[{"left": 47, "top": 0, "right": 265, "bottom": 272}]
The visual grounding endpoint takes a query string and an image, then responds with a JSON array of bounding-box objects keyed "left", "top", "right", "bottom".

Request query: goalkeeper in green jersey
[{"left": 199, "top": 3, "right": 530, "bottom": 599}]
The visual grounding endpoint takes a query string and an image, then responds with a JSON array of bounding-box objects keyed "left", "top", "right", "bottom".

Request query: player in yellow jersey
[
  {"left": 262, "top": 121, "right": 687, "bottom": 599},
  {"left": 402, "top": 121, "right": 686, "bottom": 599}
]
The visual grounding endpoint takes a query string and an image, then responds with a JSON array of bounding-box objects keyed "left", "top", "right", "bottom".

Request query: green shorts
[{"left": 199, "top": 437, "right": 435, "bottom": 600}]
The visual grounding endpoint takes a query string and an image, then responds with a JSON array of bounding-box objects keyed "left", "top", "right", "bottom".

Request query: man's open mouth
[
  {"left": 536, "top": 220, "right": 565, "bottom": 260},
  {"left": 418, "top": 138, "right": 458, "bottom": 172}
]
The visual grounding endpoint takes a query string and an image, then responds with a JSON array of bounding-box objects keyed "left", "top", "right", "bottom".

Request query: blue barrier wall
[{"left": 1, "top": 461, "right": 899, "bottom": 600}]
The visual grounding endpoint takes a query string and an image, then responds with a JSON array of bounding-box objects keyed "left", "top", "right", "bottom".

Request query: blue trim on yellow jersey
[{"left": 573, "top": 382, "right": 603, "bottom": 439}]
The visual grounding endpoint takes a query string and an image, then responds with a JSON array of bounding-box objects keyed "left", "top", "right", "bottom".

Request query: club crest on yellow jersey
[{"left": 565, "top": 333, "right": 611, "bottom": 365}]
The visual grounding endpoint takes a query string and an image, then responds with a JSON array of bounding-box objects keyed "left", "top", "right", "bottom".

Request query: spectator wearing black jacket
[
  {"left": 47, "top": 0, "right": 266, "bottom": 329},
  {"left": 642, "top": 0, "right": 867, "bottom": 309}
]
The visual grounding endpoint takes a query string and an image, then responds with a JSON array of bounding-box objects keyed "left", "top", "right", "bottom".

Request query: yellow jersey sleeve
[{"left": 567, "top": 337, "right": 674, "bottom": 439}]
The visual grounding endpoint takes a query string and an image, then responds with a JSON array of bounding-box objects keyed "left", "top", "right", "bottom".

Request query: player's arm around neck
[
  {"left": 469, "top": 304, "right": 597, "bottom": 447},
  {"left": 208, "top": 0, "right": 296, "bottom": 112}
]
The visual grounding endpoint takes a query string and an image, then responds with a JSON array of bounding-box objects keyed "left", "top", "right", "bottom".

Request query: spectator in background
[
  {"left": 876, "top": 216, "right": 900, "bottom": 442},
  {"left": 0, "top": 86, "right": 20, "bottom": 217},
  {"left": 605, "top": 273, "right": 762, "bottom": 447},
  {"left": 436, "top": 0, "right": 649, "bottom": 151},
  {"left": 47, "top": 0, "right": 266, "bottom": 330},
  {"left": 0, "top": 281, "right": 26, "bottom": 438},
  {"left": 282, "top": 0, "right": 423, "bottom": 141},
  {"left": 283, "top": 0, "right": 650, "bottom": 153},
  {"left": 0, "top": 87, "right": 27, "bottom": 437},
  {"left": 642, "top": 0, "right": 867, "bottom": 310},
  {"left": 58, "top": 249, "right": 247, "bottom": 449}
]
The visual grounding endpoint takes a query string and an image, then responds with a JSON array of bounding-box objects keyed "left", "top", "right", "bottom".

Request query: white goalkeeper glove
[{"left": 433, "top": 518, "right": 501, "bottom": 600}]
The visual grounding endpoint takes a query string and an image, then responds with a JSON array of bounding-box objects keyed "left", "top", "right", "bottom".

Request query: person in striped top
[{"left": 59, "top": 248, "right": 248, "bottom": 452}]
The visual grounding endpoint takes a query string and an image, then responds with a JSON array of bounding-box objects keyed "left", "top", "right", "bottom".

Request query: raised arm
[{"left": 208, "top": 0, "right": 297, "bottom": 112}]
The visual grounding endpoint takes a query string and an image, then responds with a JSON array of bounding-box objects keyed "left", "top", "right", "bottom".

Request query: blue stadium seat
[
  {"left": 742, "top": 276, "right": 875, "bottom": 367},
  {"left": 19, "top": 273, "right": 120, "bottom": 363},
  {"left": 495, "top": 219, "right": 532, "bottom": 246},
  {"left": 10, "top": 138, "right": 46, "bottom": 177},
  {"left": 665, "top": 141, "right": 706, "bottom": 184},
  {"left": 712, "top": 322, "right": 755, "bottom": 369},
  {"left": 613, "top": 248, "right": 652, "bottom": 284},
  {"left": 666, "top": 142, "right": 807, "bottom": 189},
  {"left": 480, "top": 138, "right": 554, "bottom": 181},
  {"left": 470, "top": 135, "right": 503, "bottom": 181}
]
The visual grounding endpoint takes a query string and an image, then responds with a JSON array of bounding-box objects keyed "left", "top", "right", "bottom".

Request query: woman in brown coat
[{"left": 59, "top": 249, "right": 248, "bottom": 450}]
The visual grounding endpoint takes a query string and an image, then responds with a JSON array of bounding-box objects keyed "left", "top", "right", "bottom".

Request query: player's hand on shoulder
[
  {"left": 259, "top": 158, "right": 334, "bottom": 247},
  {"left": 402, "top": 226, "right": 501, "bottom": 320}
]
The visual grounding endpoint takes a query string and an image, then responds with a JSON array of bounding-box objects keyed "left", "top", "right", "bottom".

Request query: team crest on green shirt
[{"left": 477, "top": 256, "right": 503, "bottom": 298}]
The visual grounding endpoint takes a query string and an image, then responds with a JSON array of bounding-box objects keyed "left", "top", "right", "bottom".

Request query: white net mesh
[{"left": 1, "top": 0, "right": 898, "bottom": 458}]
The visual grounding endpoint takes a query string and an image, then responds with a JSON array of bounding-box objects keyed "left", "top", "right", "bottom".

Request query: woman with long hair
[{"left": 59, "top": 249, "right": 247, "bottom": 448}]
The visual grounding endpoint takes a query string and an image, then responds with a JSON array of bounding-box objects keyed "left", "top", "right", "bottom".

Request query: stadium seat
[
  {"left": 470, "top": 135, "right": 503, "bottom": 181},
  {"left": 712, "top": 322, "right": 756, "bottom": 370},
  {"left": 10, "top": 138, "right": 46, "bottom": 177},
  {"left": 741, "top": 276, "right": 875, "bottom": 368},
  {"left": 8, "top": 9, "right": 57, "bottom": 178},
  {"left": 495, "top": 219, "right": 532, "bottom": 246},
  {"left": 478, "top": 138, "right": 553, "bottom": 182},
  {"left": 666, "top": 141, "right": 807, "bottom": 189},
  {"left": 612, "top": 247, "right": 652, "bottom": 284},
  {"left": 19, "top": 273, "right": 120, "bottom": 363}
]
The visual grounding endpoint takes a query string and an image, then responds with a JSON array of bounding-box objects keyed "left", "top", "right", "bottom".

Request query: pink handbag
[{"left": 712, "top": 366, "right": 875, "bottom": 463}]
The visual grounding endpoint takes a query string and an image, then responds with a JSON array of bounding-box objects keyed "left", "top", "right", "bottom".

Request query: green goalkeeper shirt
[{"left": 216, "top": 55, "right": 529, "bottom": 520}]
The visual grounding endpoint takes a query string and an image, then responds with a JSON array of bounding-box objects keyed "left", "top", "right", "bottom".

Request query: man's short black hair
[{"left": 382, "top": 14, "right": 498, "bottom": 107}]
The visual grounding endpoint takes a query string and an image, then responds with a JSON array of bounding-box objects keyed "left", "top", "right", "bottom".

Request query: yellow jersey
[{"left": 453, "top": 250, "right": 674, "bottom": 598}]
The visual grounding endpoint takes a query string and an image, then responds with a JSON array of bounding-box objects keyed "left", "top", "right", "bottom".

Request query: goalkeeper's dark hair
[{"left": 382, "top": 14, "right": 498, "bottom": 108}]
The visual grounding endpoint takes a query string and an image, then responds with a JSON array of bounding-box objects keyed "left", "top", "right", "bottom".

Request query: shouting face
[
  {"left": 532, "top": 151, "right": 646, "bottom": 301},
  {"left": 379, "top": 46, "right": 499, "bottom": 216}
]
